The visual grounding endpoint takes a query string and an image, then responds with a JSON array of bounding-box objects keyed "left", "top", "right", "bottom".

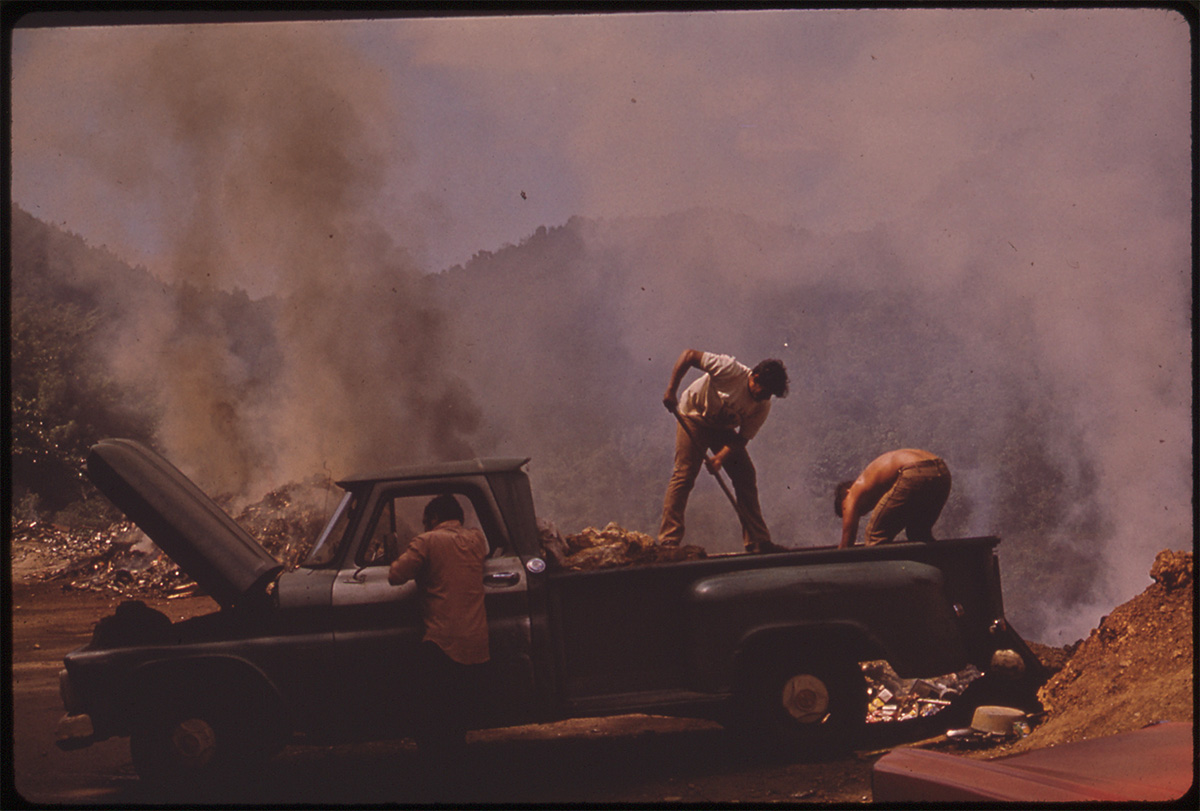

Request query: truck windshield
[{"left": 302, "top": 491, "right": 355, "bottom": 567}]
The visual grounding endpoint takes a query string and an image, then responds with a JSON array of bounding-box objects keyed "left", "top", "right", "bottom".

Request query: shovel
[{"left": 668, "top": 406, "right": 756, "bottom": 534}]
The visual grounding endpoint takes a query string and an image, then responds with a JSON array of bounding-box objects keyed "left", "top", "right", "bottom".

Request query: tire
[
  {"left": 739, "top": 653, "right": 867, "bottom": 759},
  {"left": 130, "top": 686, "right": 283, "bottom": 787}
]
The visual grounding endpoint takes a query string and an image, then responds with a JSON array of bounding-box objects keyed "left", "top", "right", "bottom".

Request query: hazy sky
[
  {"left": 9, "top": 7, "right": 1193, "bottom": 639},
  {"left": 12, "top": 8, "right": 1191, "bottom": 279}
]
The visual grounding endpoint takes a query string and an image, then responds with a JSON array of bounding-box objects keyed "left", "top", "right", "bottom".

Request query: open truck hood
[{"left": 87, "top": 438, "right": 284, "bottom": 610}]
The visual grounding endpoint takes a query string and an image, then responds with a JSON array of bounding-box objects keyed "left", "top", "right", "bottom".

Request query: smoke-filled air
[{"left": 10, "top": 9, "right": 1192, "bottom": 645}]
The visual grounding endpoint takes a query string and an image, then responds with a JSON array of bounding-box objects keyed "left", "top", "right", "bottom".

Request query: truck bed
[{"left": 544, "top": 537, "right": 1005, "bottom": 713}]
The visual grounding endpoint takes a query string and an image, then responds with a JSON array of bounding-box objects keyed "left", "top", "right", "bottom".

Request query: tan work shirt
[
  {"left": 678, "top": 352, "right": 771, "bottom": 440},
  {"left": 390, "top": 519, "right": 490, "bottom": 665}
]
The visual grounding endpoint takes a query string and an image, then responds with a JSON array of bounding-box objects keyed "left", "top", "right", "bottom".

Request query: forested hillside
[
  {"left": 11, "top": 207, "right": 278, "bottom": 516},
  {"left": 10, "top": 206, "right": 1114, "bottom": 641}
]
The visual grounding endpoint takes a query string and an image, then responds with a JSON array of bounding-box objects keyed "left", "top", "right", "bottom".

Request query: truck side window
[
  {"left": 359, "top": 492, "right": 490, "bottom": 566},
  {"left": 302, "top": 492, "right": 356, "bottom": 567}
]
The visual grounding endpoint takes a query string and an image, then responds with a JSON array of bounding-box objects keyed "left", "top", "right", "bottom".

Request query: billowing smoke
[
  {"left": 11, "top": 14, "right": 1190, "bottom": 647},
  {"left": 427, "top": 210, "right": 1190, "bottom": 645},
  {"left": 48, "top": 24, "right": 484, "bottom": 497}
]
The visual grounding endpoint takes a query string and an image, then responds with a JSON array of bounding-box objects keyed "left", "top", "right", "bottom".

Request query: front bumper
[
  {"left": 55, "top": 713, "right": 96, "bottom": 750},
  {"left": 56, "top": 666, "right": 97, "bottom": 749}
]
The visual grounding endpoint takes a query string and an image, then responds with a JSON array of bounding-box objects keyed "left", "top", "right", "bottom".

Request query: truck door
[{"left": 330, "top": 487, "right": 534, "bottom": 736}]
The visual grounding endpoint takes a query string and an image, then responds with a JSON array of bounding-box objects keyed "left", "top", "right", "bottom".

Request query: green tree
[{"left": 10, "top": 292, "right": 154, "bottom": 518}]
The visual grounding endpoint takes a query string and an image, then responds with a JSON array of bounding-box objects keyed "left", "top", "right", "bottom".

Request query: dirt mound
[{"left": 983, "top": 549, "right": 1193, "bottom": 757}]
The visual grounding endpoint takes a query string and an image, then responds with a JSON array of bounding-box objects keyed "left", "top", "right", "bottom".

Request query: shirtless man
[{"left": 835, "top": 449, "right": 952, "bottom": 548}]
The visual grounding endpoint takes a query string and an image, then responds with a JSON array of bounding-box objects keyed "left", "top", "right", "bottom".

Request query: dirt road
[{"left": 9, "top": 580, "right": 943, "bottom": 806}]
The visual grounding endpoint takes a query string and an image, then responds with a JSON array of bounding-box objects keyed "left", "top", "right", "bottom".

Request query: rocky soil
[{"left": 973, "top": 548, "right": 1193, "bottom": 759}]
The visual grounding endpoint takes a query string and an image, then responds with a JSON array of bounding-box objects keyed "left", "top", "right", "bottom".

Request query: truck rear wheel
[{"left": 741, "top": 654, "right": 867, "bottom": 759}]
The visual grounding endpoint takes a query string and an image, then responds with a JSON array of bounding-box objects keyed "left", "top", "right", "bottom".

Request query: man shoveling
[{"left": 658, "top": 349, "right": 789, "bottom": 554}]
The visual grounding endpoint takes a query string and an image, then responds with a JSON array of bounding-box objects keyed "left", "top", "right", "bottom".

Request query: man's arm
[
  {"left": 388, "top": 537, "right": 427, "bottom": 585},
  {"left": 662, "top": 349, "right": 704, "bottom": 413},
  {"left": 709, "top": 399, "right": 769, "bottom": 470},
  {"left": 838, "top": 458, "right": 896, "bottom": 548},
  {"left": 707, "top": 433, "right": 747, "bottom": 472},
  {"left": 839, "top": 487, "right": 864, "bottom": 548}
]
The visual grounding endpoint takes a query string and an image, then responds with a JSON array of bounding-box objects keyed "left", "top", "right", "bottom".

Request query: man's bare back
[
  {"left": 838, "top": 449, "right": 947, "bottom": 548},
  {"left": 853, "top": 449, "right": 938, "bottom": 508}
]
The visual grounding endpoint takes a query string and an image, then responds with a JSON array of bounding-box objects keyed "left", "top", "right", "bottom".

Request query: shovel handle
[{"left": 669, "top": 408, "right": 748, "bottom": 524}]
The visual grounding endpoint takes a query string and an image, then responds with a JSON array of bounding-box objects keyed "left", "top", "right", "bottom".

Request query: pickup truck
[{"left": 56, "top": 438, "right": 1046, "bottom": 784}]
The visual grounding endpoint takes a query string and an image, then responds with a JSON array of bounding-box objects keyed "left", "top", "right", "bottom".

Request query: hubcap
[
  {"left": 170, "top": 717, "right": 217, "bottom": 766},
  {"left": 781, "top": 674, "right": 830, "bottom": 723}
]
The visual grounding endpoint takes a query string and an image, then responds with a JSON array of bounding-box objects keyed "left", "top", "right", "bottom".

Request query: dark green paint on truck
[{"left": 56, "top": 440, "right": 1046, "bottom": 784}]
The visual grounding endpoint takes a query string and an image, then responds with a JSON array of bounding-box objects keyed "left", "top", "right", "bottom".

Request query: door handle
[{"left": 484, "top": 572, "right": 520, "bottom": 587}]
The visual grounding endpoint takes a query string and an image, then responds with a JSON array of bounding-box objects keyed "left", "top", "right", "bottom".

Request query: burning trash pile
[
  {"left": 14, "top": 520, "right": 195, "bottom": 598},
  {"left": 862, "top": 659, "right": 983, "bottom": 724},
  {"left": 540, "top": 521, "right": 707, "bottom": 571},
  {"left": 12, "top": 478, "right": 339, "bottom": 599},
  {"left": 227, "top": 477, "right": 338, "bottom": 570}
]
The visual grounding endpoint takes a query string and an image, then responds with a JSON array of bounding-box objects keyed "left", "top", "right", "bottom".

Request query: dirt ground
[{"left": 7, "top": 534, "right": 1194, "bottom": 806}]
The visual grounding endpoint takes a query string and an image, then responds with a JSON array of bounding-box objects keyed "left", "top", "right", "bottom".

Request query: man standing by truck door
[
  {"left": 659, "top": 349, "right": 789, "bottom": 553},
  {"left": 388, "top": 493, "right": 489, "bottom": 758},
  {"left": 835, "top": 449, "right": 952, "bottom": 548}
]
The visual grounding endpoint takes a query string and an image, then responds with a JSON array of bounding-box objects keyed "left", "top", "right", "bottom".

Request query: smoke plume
[
  {"left": 11, "top": 13, "right": 1190, "bottom": 646},
  {"left": 48, "top": 24, "right": 485, "bottom": 497}
]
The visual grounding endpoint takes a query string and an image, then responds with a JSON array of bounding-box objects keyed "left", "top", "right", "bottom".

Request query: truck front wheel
[
  {"left": 130, "top": 688, "right": 283, "bottom": 787},
  {"left": 741, "top": 654, "right": 867, "bottom": 759}
]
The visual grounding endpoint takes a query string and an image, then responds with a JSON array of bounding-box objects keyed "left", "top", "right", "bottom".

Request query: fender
[
  {"left": 730, "top": 620, "right": 886, "bottom": 691},
  {"left": 125, "top": 654, "right": 288, "bottom": 734},
  {"left": 687, "top": 560, "right": 969, "bottom": 691}
]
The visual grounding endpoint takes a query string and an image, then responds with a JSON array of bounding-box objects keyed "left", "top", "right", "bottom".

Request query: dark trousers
[{"left": 413, "top": 641, "right": 480, "bottom": 757}]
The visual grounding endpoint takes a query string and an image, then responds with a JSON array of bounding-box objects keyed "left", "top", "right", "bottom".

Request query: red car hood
[
  {"left": 87, "top": 439, "right": 284, "bottom": 610},
  {"left": 872, "top": 721, "right": 1194, "bottom": 803}
]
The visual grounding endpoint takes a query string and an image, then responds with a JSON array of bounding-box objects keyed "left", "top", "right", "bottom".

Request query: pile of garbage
[
  {"left": 227, "top": 478, "right": 338, "bottom": 570},
  {"left": 14, "top": 520, "right": 195, "bottom": 598},
  {"left": 862, "top": 659, "right": 983, "bottom": 724},
  {"left": 540, "top": 521, "right": 707, "bottom": 571},
  {"left": 13, "top": 478, "right": 339, "bottom": 599}
]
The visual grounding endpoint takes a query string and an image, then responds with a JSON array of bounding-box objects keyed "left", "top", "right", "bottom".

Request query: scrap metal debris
[
  {"left": 14, "top": 520, "right": 192, "bottom": 598},
  {"left": 862, "top": 659, "right": 983, "bottom": 723},
  {"left": 227, "top": 477, "right": 337, "bottom": 570},
  {"left": 944, "top": 705, "right": 1037, "bottom": 747},
  {"left": 541, "top": 521, "right": 707, "bottom": 571},
  {"left": 13, "top": 476, "right": 339, "bottom": 599}
]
